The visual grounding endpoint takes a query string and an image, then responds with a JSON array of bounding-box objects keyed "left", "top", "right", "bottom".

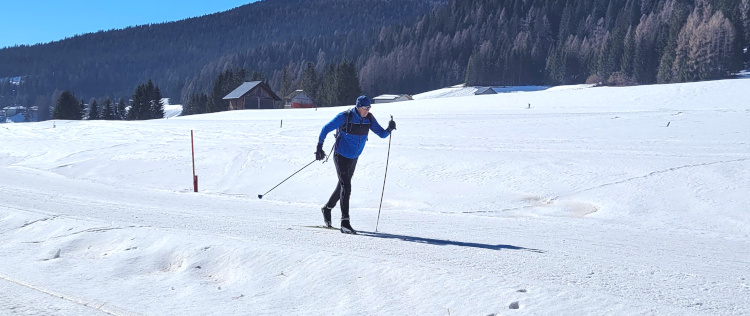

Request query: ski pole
[
  {"left": 375, "top": 115, "right": 394, "bottom": 232},
  {"left": 258, "top": 159, "right": 317, "bottom": 199}
]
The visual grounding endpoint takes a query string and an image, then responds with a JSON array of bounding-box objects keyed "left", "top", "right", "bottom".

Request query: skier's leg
[
  {"left": 325, "top": 154, "right": 345, "bottom": 209},
  {"left": 338, "top": 156, "right": 357, "bottom": 221},
  {"left": 325, "top": 185, "right": 341, "bottom": 210},
  {"left": 338, "top": 156, "right": 359, "bottom": 234}
]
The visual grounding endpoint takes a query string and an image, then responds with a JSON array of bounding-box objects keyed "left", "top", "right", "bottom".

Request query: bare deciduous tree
[{"left": 673, "top": 3, "right": 736, "bottom": 82}]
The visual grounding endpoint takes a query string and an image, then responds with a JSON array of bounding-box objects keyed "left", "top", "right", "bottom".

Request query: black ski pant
[{"left": 325, "top": 153, "right": 358, "bottom": 221}]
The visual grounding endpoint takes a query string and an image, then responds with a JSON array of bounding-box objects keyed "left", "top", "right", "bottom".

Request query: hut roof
[
  {"left": 474, "top": 87, "right": 497, "bottom": 95},
  {"left": 223, "top": 81, "right": 281, "bottom": 101}
]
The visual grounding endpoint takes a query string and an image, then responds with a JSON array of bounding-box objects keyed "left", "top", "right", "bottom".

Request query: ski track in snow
[{"left": 0, "top": 273, "right": 138, "bottom": 316}]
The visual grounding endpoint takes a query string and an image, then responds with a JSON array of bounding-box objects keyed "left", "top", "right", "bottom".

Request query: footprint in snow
[{"left": 509, "top": 301, "right": 520, "bottom": 309}]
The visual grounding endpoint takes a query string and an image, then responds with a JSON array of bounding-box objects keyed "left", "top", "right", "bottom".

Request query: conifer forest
[{"left": 0, "top": 0, "right": 747, "bottom": 121}]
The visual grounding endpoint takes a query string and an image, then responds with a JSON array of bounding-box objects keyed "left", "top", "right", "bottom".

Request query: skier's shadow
[{"left": 357, "top": 231, "right": 545, "bottom": 253}]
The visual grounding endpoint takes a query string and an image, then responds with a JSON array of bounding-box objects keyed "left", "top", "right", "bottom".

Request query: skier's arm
[
  {"left": 369, "top": 115, "right": 390, "bottom": 138},
  {"left": 319, "top": 112, "right": 346, "bottom": 144}
]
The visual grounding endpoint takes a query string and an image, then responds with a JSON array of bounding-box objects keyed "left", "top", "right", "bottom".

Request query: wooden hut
[
  {"left": 223, "top": 81, "right": 282, "bottom": 110},
  {"left": 284, "top": 90, "right": 316, "bottom": 108}
]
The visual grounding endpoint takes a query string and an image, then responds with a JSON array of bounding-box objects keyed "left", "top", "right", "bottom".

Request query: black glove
[
  {"left": 386, "top": 119, "right": 396, "bottom": 133},
  {"left": 315, "top": 143, "right": 326, "bottom": 160}
]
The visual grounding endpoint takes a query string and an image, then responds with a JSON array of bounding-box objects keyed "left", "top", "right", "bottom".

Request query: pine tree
[
  {"left": 657, "top": 2, "right": 691, "bottom": 83},
  {"left": 464, "top": 52, "right": 477, "bottom": 86},
  {"left": 116, "top": 98, "right": 126, "bottom": 120},
  {"left": 199, "top": 93, "right": 208, "bottom": 114},
  {"left": 125, "top": 80, "right": 165, "bottom": 120},
  {"left": 280, "top": 66, "right": 293, "bottom": 99},
  {"left": 52, "top": 90, "right": 81, "bottom": 120},
  {"left": 337, "top": 60, "right": 362, "bottom": 106},
  {"left": 183, "top": 94, "right": 196, "bottom": 116},
  {"left": 545, "top": 44, "right": 566, "bottom": 85},
  {"left": 101, "top": 99, "right": 114, "bottom": 120},
  {"left": 79, "top": 99, "right": 86, "bottom": 120},
  {"left": 300, "top": 62, "right": 319, "bottom": 101},
  {"left": 88, "top": 99, "right": 100, "bottom": 120},
  {"left": 207, "top": 71, "right": 227, "bottom": 113},
  {"left": 151, "top": 85, "right": 164, "bottom": 119},
  {"left": 127, "top": 84, "right": 148, "bottom": 120},
  {"left": 183, "top": 92, "right": 208, "bottom": 116},
  {"left": 318, "top": 64, "right": 337, "bottom": 106},
  {"left": 251, "top": 71, "right": 265, "bottom": 82},
  {"left": 234, "top": 68, "right": 248, "bottom": 86},
  {"left": 621, "top": 26, "right": 635, "bottom": 77}
]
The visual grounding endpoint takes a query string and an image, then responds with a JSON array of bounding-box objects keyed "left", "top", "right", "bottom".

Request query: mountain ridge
[{"left": 0, "top": 0, "right": 747, "bottom": 122}]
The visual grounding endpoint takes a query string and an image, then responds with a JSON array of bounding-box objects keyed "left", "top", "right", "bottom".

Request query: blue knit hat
[{"left": 356, "top": 95, "right": 371, "bottom": 108}]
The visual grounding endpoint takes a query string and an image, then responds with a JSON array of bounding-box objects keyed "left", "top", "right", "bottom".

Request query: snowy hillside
[
  {"left": 1, "top": 78, "right": 749, "bottom": 315},
  {"left": 412, "top": 84, "right": 551, "bottom": 99}
]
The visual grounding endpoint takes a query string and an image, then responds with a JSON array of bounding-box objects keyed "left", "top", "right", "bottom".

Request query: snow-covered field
[{"left": 1, "top": 78, "right": 749, "bottom": 315}]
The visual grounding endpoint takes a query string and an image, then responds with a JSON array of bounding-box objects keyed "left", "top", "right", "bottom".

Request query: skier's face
[{"left": 356, "top": 106, "right": 370, "bottom": 117}]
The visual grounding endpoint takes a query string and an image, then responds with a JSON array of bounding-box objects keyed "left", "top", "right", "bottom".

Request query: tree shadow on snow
[{"left": 357, "top": 231, "right": 545, "bottom": 253}]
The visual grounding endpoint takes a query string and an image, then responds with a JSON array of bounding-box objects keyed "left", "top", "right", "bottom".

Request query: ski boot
[
  {"left": 321, "top": 206, "right": 332, "bottom": 228},
  {"left": 340, "top": 219, "right": 357, "bottom": 234}
]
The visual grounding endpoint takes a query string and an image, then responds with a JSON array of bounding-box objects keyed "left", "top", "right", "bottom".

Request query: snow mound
[{"left": 164, "top": 104, "right": 183, "bottom": 119}]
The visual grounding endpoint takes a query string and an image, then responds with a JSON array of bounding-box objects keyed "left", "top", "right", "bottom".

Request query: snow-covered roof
[
  {"left": 373, "top": 94, "right": 413, "bottom": 101},
  {"left": 474, "top": 87, "right": 496, "bottom": 95},
  {"left": 223, "top": 81, "right": 281, "bottom": 101},
  {"left": 223, "top": 82, "right": 263, "bottom": 100},
  {"left": 373, "top": 94, "right": 401, "bottom": 100},
  {"left": 2, "top": 106, "right": 26, "bottom": 110},
  {"left": 412, "top": 86, "right": 479, "bottom": 100}
]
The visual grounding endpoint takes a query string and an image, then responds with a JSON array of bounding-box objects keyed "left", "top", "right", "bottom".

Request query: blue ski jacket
[{"left": 318, "top": 108, "right": 390, "bottom": 159}]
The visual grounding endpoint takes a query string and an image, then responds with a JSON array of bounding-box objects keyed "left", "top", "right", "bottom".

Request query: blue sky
[{"left": 0, "top": 0, "right": 256, "bottom": 48}]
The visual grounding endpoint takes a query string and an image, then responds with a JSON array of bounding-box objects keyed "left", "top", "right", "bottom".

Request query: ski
[
  {"left": 300, "top": 225, "right": 338, "bottom": 230},
  {"left": 299, "top": 225, "right": 358, "bottom": 234}
]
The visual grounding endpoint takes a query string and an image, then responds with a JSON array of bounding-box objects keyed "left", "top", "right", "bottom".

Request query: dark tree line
[
  {"left": 0, "top": 0, "right": 441, "bottom": 120},
  {"left": 3, "top": 0, "right": 749, "bottom": 122},
  {"left": 368, "top": 0, "right": 748, "bottom": 89},
  {"left": 182, "top": 59, "right": 361, "bottom": 116},
  {"left": 321, "top": 60, "right": 360, "bottom": 107},
  {"left": 303, "top": 60, "right": 363, "bottom": 107},
  {"left": 51, "top": 80, "right": 161, "bottom": 121},
  {"left": 184, "top": 0, "right": 749, "bottom": 102}
]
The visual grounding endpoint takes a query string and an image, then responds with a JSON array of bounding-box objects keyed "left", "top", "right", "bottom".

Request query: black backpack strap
[
  {"left": 337, "top": 109, "right": 352, "bottom": 133},
  {"left": 338, "top": 109, "right": 371, "bottom": 136}
]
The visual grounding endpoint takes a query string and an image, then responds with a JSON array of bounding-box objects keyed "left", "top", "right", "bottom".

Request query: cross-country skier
[{"left": 316, "top": 95, "right": 396, "bottom": 234}]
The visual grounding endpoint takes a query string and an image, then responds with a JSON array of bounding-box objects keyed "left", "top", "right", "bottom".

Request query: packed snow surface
[{"left": 1, "top": 78, "right": 749, "bottom": 315}]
